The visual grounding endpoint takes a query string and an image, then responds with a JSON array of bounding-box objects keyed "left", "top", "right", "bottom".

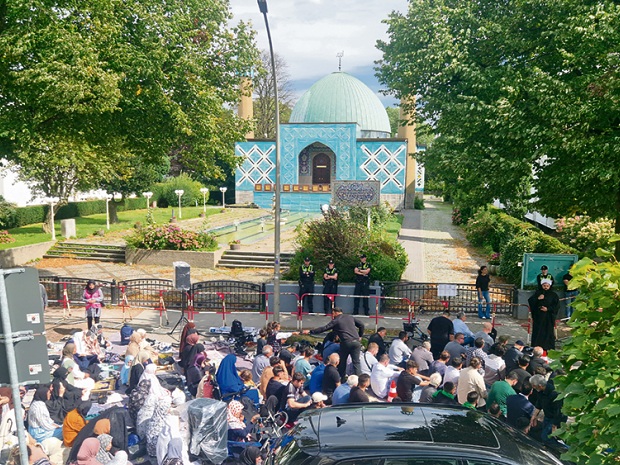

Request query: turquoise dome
[{"left": 289, "top": 72, "right": 391, "bottom": 137}]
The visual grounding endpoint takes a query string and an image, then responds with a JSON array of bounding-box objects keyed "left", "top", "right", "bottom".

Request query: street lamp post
[
  {"left": 219, "top": 187, "right": 227, "bottom": 209},
  {"left": 49, "top": 198, "right": 56, "bottom": 241},
  {"left": 257, "top": 0, "right": 282, "bottom": 320},
  {"left": 200, "top": 188, "right": 209, "bottom": 213},
  {"left": 174, "top": 190, "right": 184, "bottom": 219},
  {"left": 142, "top": 191, "right": 153, "bottom": 210},
  {"left": 105, "top": 194, "right": 113, "bottom": 230}
]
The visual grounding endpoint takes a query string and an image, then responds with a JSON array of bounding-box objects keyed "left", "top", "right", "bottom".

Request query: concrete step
[
  {"left": 44, "top": 242, "right": 126, "bottom": 263},
  {"left": 217, "top": 250, "right": 293, "bottom": 269}
]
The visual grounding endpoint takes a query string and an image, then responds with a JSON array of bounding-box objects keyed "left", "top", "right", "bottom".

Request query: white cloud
[{"left": 230, "top": 0, "right": 407, "bottom": 104}]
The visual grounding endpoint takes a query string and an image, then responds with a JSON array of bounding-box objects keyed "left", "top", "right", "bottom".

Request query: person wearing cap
[
  {"left": 303, "top": 307, "right": 365, "bottom": 377},
  {"left": 536, "top": 265, "right": 555, "bottom": 290},
  {"left": 299, "top": 257, "right": 316, "bottom": 313},
  {"left": 528, "top": 278, "right": 559, "bottom": 350},
  {"left": 309, "top": 392, "right": 328, "bottom": 409},
  {"left": 353, "top": 254, "right": 372, "bottom": 315},
  {"left": 504, "top": 339, "right": 525, "bottom": 374},
  {"left": 322, "top": 259, "right": 339, "bottom": 314}
]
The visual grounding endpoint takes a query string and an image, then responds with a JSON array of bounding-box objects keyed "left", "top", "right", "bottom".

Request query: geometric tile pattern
[
  {"left": 359, "top": 144, "right": 405, "bottom": 191},
  {"left": 236, "top": 144, "right": 275, "bottom": 187},
  {"left": 416, "top": 162, "right": 425, "bottom": 191}
]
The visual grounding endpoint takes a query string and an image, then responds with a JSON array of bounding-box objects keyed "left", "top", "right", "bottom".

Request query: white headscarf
[{"left": 139, "top": 363, "right": 168, "bottom": 398}]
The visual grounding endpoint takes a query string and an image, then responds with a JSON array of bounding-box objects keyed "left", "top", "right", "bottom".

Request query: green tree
[
  {"left": 0, "top": 0, "right": 259, "bottom": 229},
  {"left": 376, "top": 0, "right": 620, "bottom": 257},
  {"left": 552, "top": 255, "right": 620, "bottom": 463}
]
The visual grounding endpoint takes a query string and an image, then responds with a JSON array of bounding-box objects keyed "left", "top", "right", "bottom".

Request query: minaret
[
  {"left": 398, "top": 99, "right": 417, "bottom": 209},
  {"left": 238, "top": 76, "right": 254, "bottom": 139}
]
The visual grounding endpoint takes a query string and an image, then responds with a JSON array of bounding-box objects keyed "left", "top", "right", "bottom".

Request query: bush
[
  {"left": 349, "top": 202, "right": 394, "bottom": 228},
  {"left": 0, "top": 196, "right": 17, "bottom": 229},
  {"left": 153, "top": 174, "right": 207, "bottom": 208},
  {"left": 557, "top": 215, "right": 615, "bottom": 257},
  {"left": 127, "top": 224, "right": 218, "bottom": 251},
  {"left": 0, "top": 230, "right": 15, "bottom": 243},
  {"left": 413, "top": 196, "right": 425, "bottom": 210},
  {"left": 14, "top": 205, "right": 46, "bottom": 227},
  {"left": 465, "top": 209, "right": 496, "bottom": 247}
]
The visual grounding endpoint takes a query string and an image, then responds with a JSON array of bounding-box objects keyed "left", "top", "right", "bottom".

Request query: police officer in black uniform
[
  {"left": 299, "top": 256, "right": 315, "bottom": 313},
  {"left": 322, "top": 259, "right": 339, "bottom": 314},
  {"left": 536, "top": 265, "right": 555, "bottom": 290},
  {"left": 353, "top": 253, "right": 372, "bottom": 315}
]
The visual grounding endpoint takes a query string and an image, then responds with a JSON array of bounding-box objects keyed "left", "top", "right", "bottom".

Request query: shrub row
[
  {"left": 464, "top": 208, "right": 575, "bottom": 285},
  {"left": 1, "top": 197, "right": 145, "bottom": 229}
]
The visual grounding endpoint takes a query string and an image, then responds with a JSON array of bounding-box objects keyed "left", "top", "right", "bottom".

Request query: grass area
[
  {"left": 383, "top": 214, "right": 404, "bottom": 240},
  {"left": 0, "top": 206, "right": 221, "bottom": 250}
]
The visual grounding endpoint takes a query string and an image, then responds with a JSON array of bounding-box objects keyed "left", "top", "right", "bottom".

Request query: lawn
[
  {"left": 383, "top": 214, "right": 404, "bottom": 240},
  {"left": 0, "top": 206, "right": 221, "bottom": 250}
]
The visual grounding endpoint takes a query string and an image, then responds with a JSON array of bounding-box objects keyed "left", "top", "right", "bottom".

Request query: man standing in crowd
[
  {"left": 299, "top": 257, "right": 315, "bottom": 313},
  {"left": 368, "top": 327, "right": 387, "bottom": 357},
  {"left": 427, "top": 310, "right": 454, "bottom": 359},
  {"left": 322, "top": 259, "right": 339, "bottom": 314},
  {"left": 304, "top": 307, "right": 365, "bottom": 377},
  {"left": 389, "top": 331, "right": 412, "bottom": 368},
  {"left": 353, "top": 254, "right": 372, "bottom": 316},
  {"left": 528, "top": 279, "right": 560, "bottom": 350},
  {"left": 536, "top": 265, "right": 554, "bottom": 290},
  {"left": 452, "top": 312, "right": 475, "bottom": 345}
]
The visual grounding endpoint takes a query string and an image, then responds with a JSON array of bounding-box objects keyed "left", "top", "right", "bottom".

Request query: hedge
[{"left": 7, "top": 197, "right": 146, "bottom": 228}]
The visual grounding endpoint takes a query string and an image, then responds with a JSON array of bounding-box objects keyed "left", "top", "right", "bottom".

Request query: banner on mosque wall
[{"left": 332, "top": 181, "right": 381, "bottom": 207}]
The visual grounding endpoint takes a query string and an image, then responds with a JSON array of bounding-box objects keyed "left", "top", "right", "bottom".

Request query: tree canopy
[
  {"left": 0, "top": 0, "right": 259, "bottom": 209},
  {"left": 376, "top": 0, "right": 620, "bottom": 255}
]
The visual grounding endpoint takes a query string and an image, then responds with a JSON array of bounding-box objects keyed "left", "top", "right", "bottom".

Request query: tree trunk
[
  {"left": 109, "top": 199, "right": 123, "bottom": 224},
  {"left": 42, "top": 202, "right": 64, "bottom": 233}
]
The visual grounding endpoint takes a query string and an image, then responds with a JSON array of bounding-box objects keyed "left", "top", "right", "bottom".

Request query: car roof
[{"left": 292, "top": 403, "right": 562, "bottom": 464}]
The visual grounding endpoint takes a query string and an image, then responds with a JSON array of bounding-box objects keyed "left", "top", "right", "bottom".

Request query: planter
[
  {"left": 230, "top": 244, "right": 241, "bottom": 250},
  {"left": 488, "top": 264, "right": 499, "bottom": 275}
]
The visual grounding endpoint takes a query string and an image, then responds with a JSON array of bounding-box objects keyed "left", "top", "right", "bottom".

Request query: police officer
[
  {"left": 322, "top": 259, "right": 339, "bottom": 314},
  {"left": 299, "top": 256, "right": 315, "bottom": 313},
  {"left": 353, "top": 253, "right": 372, "bottom": 315},
  {"left": 536, "top": 265, "right": 554, "bottom": 290}
]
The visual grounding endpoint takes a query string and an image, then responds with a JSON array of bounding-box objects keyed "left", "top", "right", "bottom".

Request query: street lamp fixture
[
  {"left": 142, "top": 191, "right": 153, "bottom": 210},
  {"left": 105, "top": 194, "right": 114, "bottom": 230},
  {"left": 174, "top": 190, "right": 184, "bottom": 219},
  {"left": 219, "top": 187, "right": 228, "bottom": 209},
  {"left": 257, "top": 0, "right": 282, "bottom": 319},
  {"left": 200, "top": 188, "right": 209, "bottom": 213}
]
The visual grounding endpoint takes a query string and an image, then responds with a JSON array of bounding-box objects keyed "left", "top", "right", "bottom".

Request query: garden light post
[
  {"left": 105, "top": 194, "right": 113, "bottom": 230},
  {"left": 257, "top": 0, "right": 282, "bottom": 319},
  {"left": 49, "top": 198, "right": 56, "bottom": 240},
  {"left": 200, "top": 188, "right": 209, "bottom": 213},
  {"left": 220, "top": 187, "right": 227, "bottom": 208},
  {"left": 174, "top": 190, "right": 184, "bottom": 219},
  {"left": 142, "top": 191, "right": 153, "bottom": 210}
]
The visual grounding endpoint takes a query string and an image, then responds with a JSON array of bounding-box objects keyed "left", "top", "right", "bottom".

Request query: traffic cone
[{"left": 387, "top": 380, "right": 397, "bottom": 402}]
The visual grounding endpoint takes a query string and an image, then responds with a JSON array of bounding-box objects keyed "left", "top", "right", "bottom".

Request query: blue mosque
[{"left": 234, "top": 72, "right": 421, "bottom": 212}]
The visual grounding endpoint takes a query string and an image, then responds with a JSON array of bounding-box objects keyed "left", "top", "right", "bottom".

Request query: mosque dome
[{"left": 289, "top": 72, "right": 391, "bottom": 138}]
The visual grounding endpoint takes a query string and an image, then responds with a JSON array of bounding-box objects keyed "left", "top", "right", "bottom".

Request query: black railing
[
  {"left": 40, "top": 276, "right": 118, "bottom": 305},
  {"left": 192, "top": 280, "right": 263, "bottom": 312},
  {"left": 381, "top": 281, "right": 516, "bottom": 314},
  {"left": 121, "top": 278, "right": 185, "bottom": 310}
]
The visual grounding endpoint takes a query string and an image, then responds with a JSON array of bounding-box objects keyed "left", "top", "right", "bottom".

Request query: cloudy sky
[{"left": 229, "top": 0, "right": 408, "bottom": 106}]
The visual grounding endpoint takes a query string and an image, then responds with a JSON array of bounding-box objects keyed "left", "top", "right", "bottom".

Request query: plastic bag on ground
[{"left": 186, "top": 398, "right": 228, "bottom": 465}]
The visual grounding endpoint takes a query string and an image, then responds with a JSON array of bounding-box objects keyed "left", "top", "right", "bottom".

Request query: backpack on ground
[{"left": 120, "top": 323, "right": 134, "bottom": 346}]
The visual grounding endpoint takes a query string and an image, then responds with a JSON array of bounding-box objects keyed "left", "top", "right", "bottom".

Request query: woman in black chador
[{"left": 528, "top": 279, "right": 559, "bottom": 351}]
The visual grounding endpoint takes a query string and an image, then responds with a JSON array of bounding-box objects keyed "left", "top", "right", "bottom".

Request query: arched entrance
[{"left": 312, "top": 153, "right": 331, "bottom": 184}]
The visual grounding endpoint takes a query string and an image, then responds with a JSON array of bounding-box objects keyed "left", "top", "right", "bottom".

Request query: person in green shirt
[
  {"left": 487, "top": 373, "right": 518, "bottom": 415},
  {"left": 463, "top": 391, "right": 479, "bottom": 410}
]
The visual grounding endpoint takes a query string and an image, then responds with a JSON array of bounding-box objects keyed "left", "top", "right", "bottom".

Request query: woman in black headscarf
[
  {"left": 46, "top": 367, "right": 82, "bottom": 423},
  {"left": 239, "top": 446, "right": 262, "bottom": 465}
]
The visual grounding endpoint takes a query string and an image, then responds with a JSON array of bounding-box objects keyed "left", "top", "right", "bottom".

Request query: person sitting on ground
[
  {"left": 457, "top": 357, "right": 487, "bottom": 408},
  {"left": 309, "top": 392, "right": 328, "bottom": 410},
  {"left": 411, "top": 341, "right": 434, "bottom": 375},
  {"left": 389, "top": 331, "right": 412, "bottom": 368},
  {"left": 27, "top": 385, "right": 63, "bottom": 443},
  {"left": 348, "top": 373, "right": 371, "bottom": 403},
  {"left": 265, "top": 366, "right": 288, "bottom": 401},
  {"left": 428, "top": 351, "right": 451, "bottom": 380},
  {"left": 484, "top": 343, "right": 507, "bottom": 386},
  {"left": 508, "top": 355, "right": 531, "bottom": 394},
  {"left": 96, "top": 434, "right": 129, "bottom": 465},
  {"left": 359, "top": 342, "right": 379, "bottom": 376},
  {"left": 443, "top": 357, "right": 463, "bottom": 388},
  {"left": 278, "top": 344, "right": 297, "bottom": 375},
  {"left": 529, "top": 374, "right": 568, "bottom": 448},
  {"left": 397, "top": 360, "right": 431, "bottom": 402},
  {"left": 527, "top": 346, "right": 549, "bottom": 375},
  {"left": 321, "top": 333, "right": 341, "bottom": 360},
  {"left": 487, "top": 372, "right": 518, "bottom": 417},
  {"left": 178, "top": 322, "right": 196, "bottom": 357},
  {"left": 256, "top": 329, "right": 268, "bottom": 356},
  {"left": 283, "top": 372, "right": 312, "bottom": 422},
  {"left": 119, "top": 355, "right": 133, "bottom": 387},
  {"left": 444, "top": 333, "right": 468, "bottom": 362},
  {"left": 252, "top": 345, "right": 273, "bottom": 384},
  {"left": 368, "top": 327, "right": 388, "bottom": 358},
  {"left": 293, "top": 346, "right": 315, "bottom": 387},
  {"left": 125, "top": 332, "right": 142, "bottom": 359},
  {"left": 266, "top": 321, "right": 285, "bottom": 355},
  {"left": 452, "top": 312, "right": 475, "bottom": 346},
  {"left": 332, "top": 375, "right": 357, "bottom": 405},
  {"left": 472, "top": 322, "right": 495, "bottom": 352},
  {"left": 465, "top": 338, "right": 489, "bottom": 368},
  {"left": 76, "top": 437, "right": 106, "bottom": 465},
  {"left": 240, "top": 369, "right": 255, "bottom": 388},
  {"left": 463, "top": 391, "right": 479, "bottom": 409},
  {"left": 432, "top": 381, "right": 459, "bottom": 405},
  {"left": 260, "top": 356, "right": 286, "bottom": 399},
  {"left": 487, "top": 402, "right": 504, "bottom": 420},
  {"left": 63, "top": 401, "right": 92, "bottom": 447},
  {"left": 321, "top": 353, "right": 341, "bottom": 402},
  {"left": 127, "top": 350, "right": 151, "bottom": 395},
  {"left": 48, "top": 367, "right": 82, "bottom": 423},
  {"left": 503, "top": 340, "right": 525, "bottom": 374},
  {"left": 506, "top": 382, "right": 535, "bottom": 428},
  {"left": 370, "top": 354, "right": 403, "bottom": 399},
  {"left": 186, "top": 345, "right": 207, "bottom": 397},
  {"left": 419, "top": 373, "right": 443, "bottom": 403},
  {"left": 135, "top": 328, "right": 159, "bottom": 359},
  {"left": 217, "top": 354, "right": 259, "bottom": 404},
  {"left": 179, "top": 332, "right": 200, "bottom": 374},
  {"left": 72, "top": 330, "right": 101, "bottom": 370}
]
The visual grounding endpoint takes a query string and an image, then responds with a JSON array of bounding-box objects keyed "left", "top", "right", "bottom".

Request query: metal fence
[
  {"left": 192, "top": 280, "right": 263, "bottom": 312},
  {"left": 41, "top": 276, "right": 118, "bottom": 305},
  {"left": 121, "top": 278, "right": 185, "bottom": 310},
  {"left": 381, "top": 281, "right": 516, "bottom": 314}
]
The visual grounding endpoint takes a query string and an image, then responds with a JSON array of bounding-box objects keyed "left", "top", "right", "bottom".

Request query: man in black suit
[{"left": 504, "top": 339, "right": 525, "bottom": 374}]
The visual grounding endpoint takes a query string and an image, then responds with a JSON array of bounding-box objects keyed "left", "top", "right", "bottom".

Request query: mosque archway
[
  {"left": 298, "top": 142, "right": 335, "bottom": 186},
  {"left": 312, "top": 153, "right": 331, "bottom": 184}
]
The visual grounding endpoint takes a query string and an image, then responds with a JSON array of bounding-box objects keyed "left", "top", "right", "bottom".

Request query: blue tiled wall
[{"left": 254, "top": 192, "right": 332, "bottom": 213}]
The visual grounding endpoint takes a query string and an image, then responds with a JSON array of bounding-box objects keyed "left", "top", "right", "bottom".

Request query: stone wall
[
  {"left": 0, "top": 241, "right": 56, "bottom": 268},
  {"left": 126, "top": 248, "right": 224, "bottom": 269}
]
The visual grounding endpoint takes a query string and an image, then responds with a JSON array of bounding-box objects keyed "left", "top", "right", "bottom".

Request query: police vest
[{"left": 356, "top": 262, "right": 370, "bottom": 281}]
